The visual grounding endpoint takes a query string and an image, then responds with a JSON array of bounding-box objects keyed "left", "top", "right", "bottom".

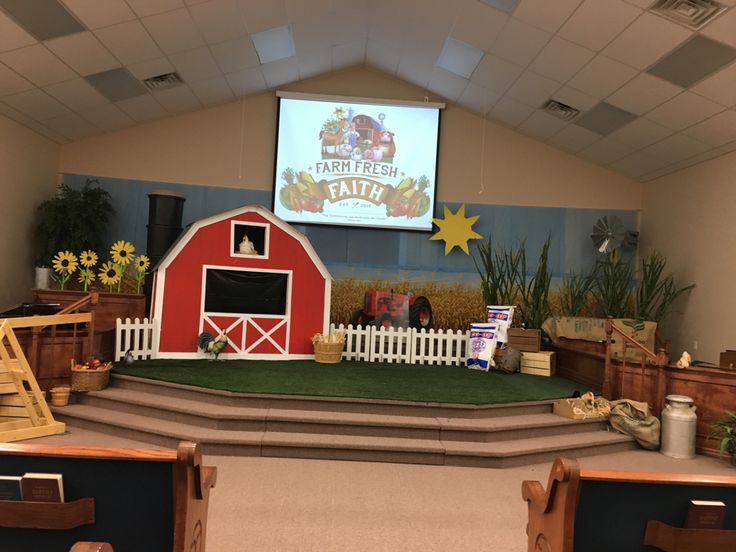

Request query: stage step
[{"left": 51, "top": 375, "right": 637, "bottom": 468}]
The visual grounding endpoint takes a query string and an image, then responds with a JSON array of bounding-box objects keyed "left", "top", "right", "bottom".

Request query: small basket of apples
[{"left": 70, "top": 357, "right": 113, "bottom": 392}]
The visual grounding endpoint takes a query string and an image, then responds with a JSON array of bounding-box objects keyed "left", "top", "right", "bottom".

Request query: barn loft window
[
  {"left": 204, "top": 269, "right": 287, "bottom": 315},
  {"left": 231, "top": 221, "right": 268, "bottom": 258}
]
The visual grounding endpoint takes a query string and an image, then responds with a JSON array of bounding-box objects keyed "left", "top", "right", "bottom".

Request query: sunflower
[
  {"left": 98, "top": 261, "right": 121, "bottom": 287},
  {"left": 77, "top": 268, "right": 95, "bottom": 291},
  {"left": 79, "top": 250, "right": 98, "bottom": 267},
  {"left": 135, "top": 255, "right": 150, "bottom": 273},
  {"left": 110, "top": 240, "right": 135, "bottom": 265},
  {"left": 52, "top": 251, "right": 78, "bottom": 274}
]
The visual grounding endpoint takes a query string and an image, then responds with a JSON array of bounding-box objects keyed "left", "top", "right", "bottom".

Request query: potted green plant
[
  {"left": 709, "top": 412, "right": 736, "bottom": 465},
  {"left": 34, "top": 179, "right": 114, "bottom": 278}
]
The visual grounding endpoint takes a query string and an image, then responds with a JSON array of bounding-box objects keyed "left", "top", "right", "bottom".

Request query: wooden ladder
[{"left": 0, "top": 319, "right": 65, "bottom": 442}]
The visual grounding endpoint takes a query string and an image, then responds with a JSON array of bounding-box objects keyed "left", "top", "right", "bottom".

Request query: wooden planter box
[{"left": 32, "top": 289, "right": 145, "bottom": 332}]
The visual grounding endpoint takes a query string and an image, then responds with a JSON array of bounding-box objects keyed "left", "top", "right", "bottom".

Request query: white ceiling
[{"left": 1, "top": 0, "right": 735, "bottom": 182}]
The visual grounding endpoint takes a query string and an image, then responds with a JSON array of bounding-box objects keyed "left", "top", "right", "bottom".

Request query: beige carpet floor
[{"left": 32, "top": 427, "right": 736, "bottom": 552}]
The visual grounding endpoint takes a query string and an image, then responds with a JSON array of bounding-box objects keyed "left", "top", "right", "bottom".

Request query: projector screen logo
[{"left": 277, "top": 105, "right": 431, "bottom": 220}]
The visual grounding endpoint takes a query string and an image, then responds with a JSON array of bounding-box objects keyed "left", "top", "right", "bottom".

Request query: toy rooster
[{"left": 197, "top": 331, "right": 228, "bottom": 360}]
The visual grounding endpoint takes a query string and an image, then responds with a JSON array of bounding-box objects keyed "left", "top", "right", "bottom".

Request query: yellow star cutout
[{"left": 430, "top": 204, "right": 482, "bottom": 255}]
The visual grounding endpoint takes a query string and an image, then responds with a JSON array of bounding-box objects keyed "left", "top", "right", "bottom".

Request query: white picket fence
[
  {"left": 114, "top": 318, "right": 469, "bottom": 366},
  {"left": 330, "top": 324, "right": 468, "bottom": 365},
  {"left": 115, "top": 317, "right": 159, "bottom": 361}
]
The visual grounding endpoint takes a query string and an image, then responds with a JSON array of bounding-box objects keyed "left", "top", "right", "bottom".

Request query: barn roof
[{"left": 154, "top": 204, "right": 332, "bottom": 281}]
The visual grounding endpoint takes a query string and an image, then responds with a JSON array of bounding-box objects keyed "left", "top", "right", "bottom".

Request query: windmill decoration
[{"left": 590, "top": 215, "right": 638, "bottom": 254}]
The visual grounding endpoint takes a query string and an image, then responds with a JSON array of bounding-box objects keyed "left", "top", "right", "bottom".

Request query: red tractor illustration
[{"left": 350, "top": 290, "right": 433, "bottom": 329}]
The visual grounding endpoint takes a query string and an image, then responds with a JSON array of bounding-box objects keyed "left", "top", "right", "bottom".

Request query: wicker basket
[
  {"left": 71, "top": 365, "right": 111, "bottom": 392},
  {"left": 313, "top": 341, "right": 345, "bottom": 364}
]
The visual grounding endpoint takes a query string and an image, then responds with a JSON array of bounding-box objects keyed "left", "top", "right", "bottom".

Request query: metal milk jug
[{"left": 660, "top": 394, "right": 697, "bottom": 459}]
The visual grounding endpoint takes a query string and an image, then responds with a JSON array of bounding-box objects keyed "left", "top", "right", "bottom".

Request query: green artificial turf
[{"left": 113, "top": 359, "right": 589, "bottom": 405}]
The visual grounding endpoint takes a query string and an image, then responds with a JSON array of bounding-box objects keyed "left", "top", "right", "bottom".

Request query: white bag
[
  {"left": 465, "top": 323, "right": 498, "bottom": 371},
  {"left": 486, "top": 306, "right": 515, "bottom": 348}
]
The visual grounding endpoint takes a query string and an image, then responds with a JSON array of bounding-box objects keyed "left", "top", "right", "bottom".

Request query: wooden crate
[
  {"left": 507, "top": 328, "right": 541, "bottom": 352},
  {"left": 520, "top": 351, "right": 556, "bottom": 376}
]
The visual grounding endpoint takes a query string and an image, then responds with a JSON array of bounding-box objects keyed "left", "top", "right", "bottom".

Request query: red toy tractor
[{"left": 350, "top": 290, "right": 433, "bottom": 330}]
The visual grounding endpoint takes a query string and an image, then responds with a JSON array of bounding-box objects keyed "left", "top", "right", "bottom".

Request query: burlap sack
[{"left": 609, "top": 399, "right": 661, "bottom": 450}]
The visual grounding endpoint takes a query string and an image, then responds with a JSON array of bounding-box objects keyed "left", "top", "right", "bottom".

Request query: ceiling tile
[
  {"left": 238, "top": 0, "right": 289, "bottom": 34},
  {"left": 189, "top": 0, "right": 247, "bottom": 44},
  {"left": 225, "top": 66, "right": 266, "bottom": 96},
  {"left": 0, "top": 0, "right": 85, "bottom": 41},
  {"left": 332, "top": 40, "right": 366, "bottom": 70},
  {"left": 479, "top": 0, "right": 520, "bottom": 13},
  {"left": 291, "top": 16, "right": 333, "bottom": 53},
  {"left": 0, "top": 62, "right": 34, "bottom": 96},
  {"left": 169, "top": 47, "right": 222, "bottom": 82},
  {"left": 395, "top": 52, "right": 433, "bottom": 89},
  {"left": 210, "top": 36, "right": 260, "bottom": 74},
  {"left": 458, "top": 82, "right": 501, "bottom": 114},
  {"left": 646, "top": 91, "right": 725, "bottom": 130},
  {"left": 426, "top": 67, "right": 469, "bottom": 102},
  {"left": 574, "top": 102, "right": 636, "bottom": 135},
  {"left": 700, "top": 5, "right": 736, "bottom": 48},
  {"left": 490, "top": 17, "right": 551, "bottom": 67},
  {"left": 251, "top": 25, "right": 295, "bottom": 64},
  {"left": 328, "top": 11, "right": 369, "bottom": 47},
  {"left": 125, "top": 0, "right": 184, "bottom": 18},
  {"left": 80, "top": 102, "right": 135, "bottom": 132},
  {"left": 548, "top": 124, "right": 601, "bottom": 152},
  {"left": 259, "top": 57, "right": 300, "bottom": 89},
  {"left": 691, "top": 61, "right": 736, "bottom": 107},
  {"left": 505, "top": 71, "right": 561, "bottom": 108},
  {"left": 85, "top": 68, "right": 147, "bottom": 101},
  {"left": 44, "top": 78, "right": 109, "bottom": 111},
  {"left": 152, "top": 86, "right": 201, "bottom": 114},
  {"left": 567, "top": 55, "right": 637, "bottom": 98},
  {"left": 647, "top": 35, "right": 736, "bottom": 88},
  {"left": 621, "top": 0, "right": 653, "bottom": 8},
  {"left": 0, "top": 10, "right": 36, "bottom": 52},
  {"left": 142, "top": 9, "right": 205, "bottom": 54},
  {"left": 551, "top": 86, "right": 598, "bottom": 111},
  {"left": 22, "top": 120, "right": 68, "bottom": 143},
  {"left": 558, "top": 0, "right": 641, "bottom": 51},
  {"left": 514, "top": 0, "right": 583, "bottom": 33},
  {"left": 721, "top": 139, "right": 736, "bottom": 152},
  {"left": 95, "top": 20, "right": 163, "bottom": 65},
  {"left": 367, "top": 18, "right": 404, "bottom": 51},
  {"left": 61, "top": 0, "right": 136, "bottom": 29},
  {"left": 609, "top": 117, "right": 675, "bottom": 149},
  {"left": 0, "top": 100, "right": 42, "bottom": 126},
  {"left": 436, "top": 38, "right": 484, "bottom": 79},
  {"left": 470, "top": 54, "right": 524, "bottom": 96},
  {"left": 682, "top": 109, "right": 736, "bottom": 147},
  {"left": 451, "top": 1, "right": 508, "bottom": 51},
  {"left": 188, "top": 75, "right": 234, "bottom": 105},
  {"left": 579, "top": 137, "right": 634, "bottom": 164},
  {"left": 490, "top": 96, "right": 535, "bottom": 127},
  {"left": 116, "top": 94, "right": 168, "bottom": 122},
  {"left": 126, "top": 57, "right": 176, "bottom": 80},
  {"left": 642, "top": 133, "right": 712, "bottom": 164},
  {"left": 43, "top": 112, "right": 99, "bottom": 140},
  {"left": 605, "top": 73, "right": 682, "bottom": 115},
  {"left": 45, "top": 32, "right": 120, "bottom": 76},
  {"left": 603, "top": 12, "right": 692, "bottom": 70},
  {"left": 662, "top": 148, "right": 726, "bottom": 174},
  {"left": 528, "top": 37, "right": 595, "bottom": 82},
  {"left": 296, "top": 47, "right": 332, "bottom": 80},
  {"left": 2, "top": 88, "right": 70, "bottom": 120},
  {"left": 285, "top": 0, "right": 332, "bottom": 23},
  {"left": 366, "top": 41, "right": 400, "bottom": 75},
  {"left": 519, "top": 110, "right": 568, "bottom": 139},
  {"left": 609, "top": 151, "right": 670, "bottom": 178},
  {"left": 0, "top": 44, "right": 76, "bottom": 86}
]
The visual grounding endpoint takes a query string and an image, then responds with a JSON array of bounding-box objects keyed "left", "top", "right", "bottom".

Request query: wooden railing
[
  {"left": 1, "top": 294, "right": 96, "bottom": 389},
  {"left": 603, "top": 317, "right": 669, "bottom": 412}
]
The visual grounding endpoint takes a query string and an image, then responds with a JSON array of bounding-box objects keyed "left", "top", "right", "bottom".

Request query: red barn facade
[{"left": 151, "top": 205, "right": 331, "bottom": 359}]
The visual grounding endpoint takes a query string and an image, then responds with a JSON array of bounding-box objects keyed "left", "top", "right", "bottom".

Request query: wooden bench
[
  {"left": 522, "top": 457, "right": 736, "bottom": 552},
  {"left": 0, "top": 440, "right": 216, "bottom": 552}
]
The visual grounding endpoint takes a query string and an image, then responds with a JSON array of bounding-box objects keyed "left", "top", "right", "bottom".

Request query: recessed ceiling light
[
  {"left": 251, "top": 26, "right": 296, "bottom": 65},
  {"left": 649, "top": 0, "right": 727, "bottom": 30},
  {"left": 647, "top": 35, "right": 736, "bottom": 88},
  {"left": 436, "top": 38, "right": 484, "bottom": 79},
  {"left": 0, "top": 0, "right": 85, "bottom": 40},
  {"left": 478, "top": 0, "right": 520, "bottom": 14},
  {"left": 85, "top": 68, "right": 147, "bottom": 102},
  {"left": 574, "top": 102, "right": 637, "bottom": 136}
]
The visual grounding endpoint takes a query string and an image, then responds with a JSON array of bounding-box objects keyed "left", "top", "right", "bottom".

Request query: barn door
[{"left": 199, "top": 267, "right": 291, "bottom": 358}]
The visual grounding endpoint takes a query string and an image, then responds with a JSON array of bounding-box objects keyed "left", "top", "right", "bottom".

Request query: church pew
[
  {"left": 0, "top": 440, "right": 216, "bottom": 552},
  {"left": 522, "top": 457, "right": 736, "bottom": 552}
]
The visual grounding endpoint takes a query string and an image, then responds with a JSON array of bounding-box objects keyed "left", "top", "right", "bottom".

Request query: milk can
[{"left": 660, "top": 395, "right": 697, "bottom": 459}]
